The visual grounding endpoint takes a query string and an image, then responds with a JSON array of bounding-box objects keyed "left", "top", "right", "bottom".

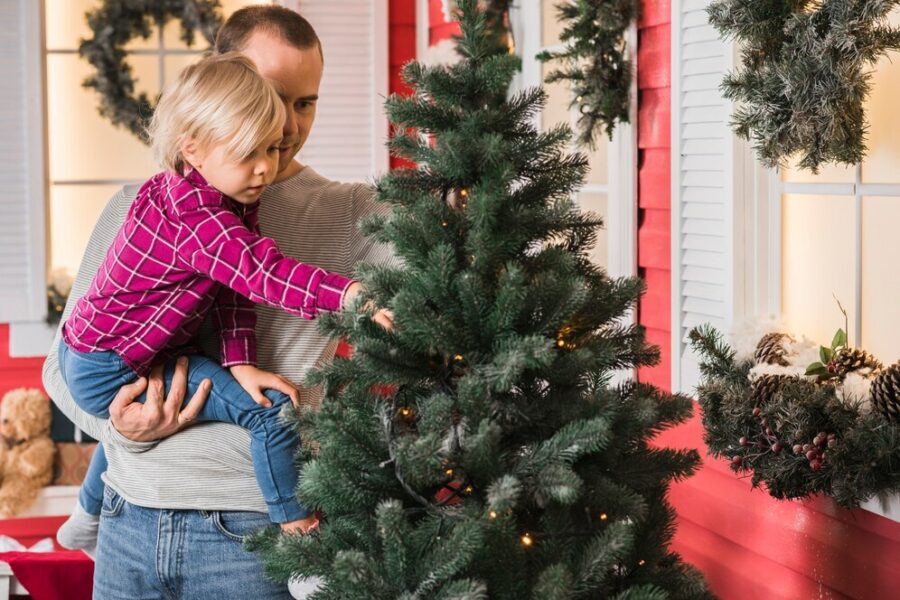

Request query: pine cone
[
  {"left": 871, "top": 362, "right": 900, "bottom": 422},
  {"left": 751, "top": 374, "right": 790, "bottom": 407},
  {"left": 829, "top": 348, "right": 883, "bottom": 378},
  {"left": 755, "top": 333, "right": 793, "bottom": 366}
]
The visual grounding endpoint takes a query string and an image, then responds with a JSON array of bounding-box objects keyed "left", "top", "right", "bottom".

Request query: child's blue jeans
[{"left": 57, "top": 339, "right": 306, "bottom": 523}]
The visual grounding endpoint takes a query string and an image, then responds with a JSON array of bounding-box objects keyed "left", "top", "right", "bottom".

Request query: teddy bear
[{"left": 0, "top": 388, "right": 55, "bottom": 518}]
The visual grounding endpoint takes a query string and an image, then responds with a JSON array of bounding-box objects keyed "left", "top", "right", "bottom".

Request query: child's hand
[
  {"left": 343, "top": 282, "right": 394, "bottom": 331},
  {"left": 229, "top": 364, "right": 300, "bottom": 408}
]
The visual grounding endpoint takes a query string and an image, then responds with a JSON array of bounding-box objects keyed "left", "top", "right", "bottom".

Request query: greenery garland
[
  {"left": 79, "top": 0, "right": 223, "bottom": 143},
  {"left": 538, "top": 1, "right": 639, "bottom": 147},
  {"left": 689, "top": 325, "right": 900, "bottom": 509},
  {"left": 708, "top": 0, "right": 900, "bottom": 173}
]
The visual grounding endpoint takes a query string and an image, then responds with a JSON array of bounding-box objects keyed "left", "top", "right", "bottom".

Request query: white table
[
  {"left": 0, "top": 486, "right": 79, "bottom": 599},
  {"left": 0, "top": 560, "right": 28, "bottom": 599}
]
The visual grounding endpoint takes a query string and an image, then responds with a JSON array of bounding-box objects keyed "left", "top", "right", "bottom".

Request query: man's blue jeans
[
  {"left": 94, "top": 486, "right": 292, "bottom": 599},
  {"left": 58, "top": 339, "right": 306, "bottom": 523}
]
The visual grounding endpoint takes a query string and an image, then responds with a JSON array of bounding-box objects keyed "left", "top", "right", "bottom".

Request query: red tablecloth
[{"left": 0, "top": 550, "right": 92, "bottom": 600}]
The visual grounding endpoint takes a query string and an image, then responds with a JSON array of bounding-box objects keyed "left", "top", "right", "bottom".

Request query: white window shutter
[
  {"left": 672, "top": 0, "right": 741, "bottom": 393},
  {"left": 0, "top": 0, "right": 45, "bottom": 323},
  {"left": 293, "top": 0, "right": 389, "bottom": 183}
]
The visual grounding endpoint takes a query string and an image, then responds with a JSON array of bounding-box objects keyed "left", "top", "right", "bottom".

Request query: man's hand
[
  {"left": 229, "top": 364, "right": 301, "bottom": 408},
  {"left": 109, "top": 357, "right": 211, "bottom": 442}
]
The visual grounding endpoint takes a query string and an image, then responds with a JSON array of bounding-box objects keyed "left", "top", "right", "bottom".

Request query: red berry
[
  {"left": 827, "top": 363, "right": 837, "bottom": 374},
  {"left": 772, "top": 442, "right": 783, "bottom": 454},
  {"left": 765, "top": 426, "right": 774, "bottom": 437},
  {"left": 827, "top": 437, "right": 837, "bottom": 448},
  {"left": 739, "top": 436, "right": 749, "bottom": 447},
  {"left": 810, "top": 459, "right": 822, "bottom": 472},
  {"left": 806, "top": 450, "right": 818, "bottom": 461},
  {"left": 814, "top": 433, "right": 827, "bottom": 446},
  {"left": 752, "top": 407, "right": 761, "bottom": 417},
  {"left": 802, "top": 443, "right": 813, "bottom": 452},
  {"left": 732, "top": 456, "right": 743, "bottom": 467},
  {"left": 793, "top": 444, "right": 803, "bottom": 455}
]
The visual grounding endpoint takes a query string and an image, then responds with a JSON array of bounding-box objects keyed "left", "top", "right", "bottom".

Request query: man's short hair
[{"left": 215, "top": 5, "right": 323, "bottom": 62}]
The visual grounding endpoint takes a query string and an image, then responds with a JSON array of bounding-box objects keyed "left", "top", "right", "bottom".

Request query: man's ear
[{"left": 179, "top": 137, "right": 203, "bottom": 169}]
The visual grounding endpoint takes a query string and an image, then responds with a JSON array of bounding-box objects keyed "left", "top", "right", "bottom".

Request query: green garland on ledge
[
  {"left": 538, "top": 0, "right": 639, "bottom": 147},
  {"left": 689, "top": 325, "right": 900, "bottom": 509},
  {"left": 707, "top": 0, "right": 900, "bottom": 173},
  {"left": 79, "top": 0, "right": 223, "bottom": 143}
]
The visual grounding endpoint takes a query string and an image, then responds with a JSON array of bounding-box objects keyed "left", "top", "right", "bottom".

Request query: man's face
[{"left": 240, "top": 32, "right": 324, "bottom": 180}]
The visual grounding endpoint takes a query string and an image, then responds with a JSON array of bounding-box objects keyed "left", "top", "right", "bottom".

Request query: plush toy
[{"left": 0, "top": 388, "right": 55, "bottom": 518}]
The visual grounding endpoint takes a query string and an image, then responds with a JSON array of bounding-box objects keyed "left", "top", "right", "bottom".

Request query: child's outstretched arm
[{"left": 176, "top": 198, "right": 354, "bottom": 319}]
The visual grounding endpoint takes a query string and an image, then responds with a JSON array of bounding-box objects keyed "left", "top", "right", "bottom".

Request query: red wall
[
  {"left": 636, "top": 0, "right": 671, "bottom": 390},
  {"left": 0, "top": 3, "right": 419, "bottom": 399},
  {"left": 0, "top": 324, "right": 45, "bottom": 398},
  {"left": 636, "top": 1, "right": 900, "bottom": 597}
]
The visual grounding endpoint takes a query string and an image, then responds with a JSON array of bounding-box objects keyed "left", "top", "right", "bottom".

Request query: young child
[{"left": 55, "top": 53, "right": 388, "bottom": 554}]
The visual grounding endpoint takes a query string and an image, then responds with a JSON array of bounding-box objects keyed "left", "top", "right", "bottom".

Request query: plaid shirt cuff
[
  {"left": 315, "top": 273, "right": 355, "bottom": 312},
  {"left": 220, "top": 336, "right": 257, "bottom": 367}
]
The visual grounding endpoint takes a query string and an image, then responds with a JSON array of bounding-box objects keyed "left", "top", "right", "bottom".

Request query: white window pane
[
  {"left": 47, "top": 54, "right": 158, "bottom": 181},
  {"left": 780, "top": 155, "right": 855, "bottom": 184},
  {"left": 541, "top": 0, "right": 564, "bottom": 47},
  {"left": 587, "top": 139, "right": 608, "bottom": 186},
  {"left": 45, "top": 0, "right": 94, "bottom": 50},
  {"left": 163, "top": 54, "right": 204, "bottom": 87},
  {"left": 50, "top": 184, "right": 123, "bottom": 276},
  {"left": 861, "top": 197, "right": 900, "bottom": 361},
  {"left": 781, "top": 195, "right": 857, "bottom": 346},
  {"left": 164, "top": 0, "right": 275, "bottom": 48},
  {"left": 862, "top": 9, "right": 900, "bottom": 183},
  {"left": 578, "top": 192, "right": 607, "bottom": 268},
  {"left": 541, "top": 62, "right": 570, "bottom": 133}
]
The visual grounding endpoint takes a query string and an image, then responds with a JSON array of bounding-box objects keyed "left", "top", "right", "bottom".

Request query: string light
[
  {"left": 599, "top": 512, "right": 608, "bottom": 521},
  {"left": 638, "top": 559, "right": 646, "bottom": 566},
  {"left": 442, "top": 221, "right": 449, "bottom": 227},
  {"left": 453, "top": 354, "right": 464, "bottom": 362},
  {"left": 520, "top": 532, "right": 533, "bottom": 547},
  {"left": 488, "top": 510, "right": 498, "bottom": 519},
  {"left": 464, "top": 485, "right": 474, "bottom": 494},
  {"left": 556, "top": 325, "right": 576, "bottom": 350},
  {"left": 445, "top": 468, "right": 455, "bottom": 476},
  {"left": 399, "top": 407, "right": 412, "bottom": 417}
]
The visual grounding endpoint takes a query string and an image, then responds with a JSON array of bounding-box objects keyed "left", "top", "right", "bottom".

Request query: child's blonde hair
[{"left": 148, "top": 52, "right": 285, "bottom": 172}]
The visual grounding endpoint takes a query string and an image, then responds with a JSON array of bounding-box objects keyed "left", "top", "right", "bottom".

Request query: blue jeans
[
  {"left": 58, "top": 339, "right": 306, "bottom": 522},
  {"left": 94, "top": 486, "right": 292, "bottom": 599}
]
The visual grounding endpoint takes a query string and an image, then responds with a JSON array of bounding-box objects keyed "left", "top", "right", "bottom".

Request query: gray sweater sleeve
[{"left": 41, "top": 186, "right": 154, "bottom": 452}]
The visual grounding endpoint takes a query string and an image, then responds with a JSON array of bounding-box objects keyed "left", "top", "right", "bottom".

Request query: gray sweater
[{"left": 42, "top": 166, "right": 393, "bottom": 512}]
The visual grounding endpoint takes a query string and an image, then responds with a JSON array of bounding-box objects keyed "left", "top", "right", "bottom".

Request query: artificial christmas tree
[{"left": 251, "top": 2, "right": 711, "bottom": 598}]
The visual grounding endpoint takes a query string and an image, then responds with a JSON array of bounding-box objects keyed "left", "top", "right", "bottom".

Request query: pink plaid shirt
[{"left": 62, "top": 169, "right": 353, "bottom": 376}]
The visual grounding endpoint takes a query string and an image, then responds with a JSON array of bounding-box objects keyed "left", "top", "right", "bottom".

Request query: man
[{"left": 42, "top": 6, "right": 392, "bottom": 598}]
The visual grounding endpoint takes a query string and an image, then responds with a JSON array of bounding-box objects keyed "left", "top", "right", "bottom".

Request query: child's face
[{"left": 191, "top": 132, "right": 283, "bottom": 204}]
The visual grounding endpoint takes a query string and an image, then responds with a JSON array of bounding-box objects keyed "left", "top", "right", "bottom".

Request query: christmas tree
[{"left": 251, "top": 2, "right": 711, "bottom": 597}]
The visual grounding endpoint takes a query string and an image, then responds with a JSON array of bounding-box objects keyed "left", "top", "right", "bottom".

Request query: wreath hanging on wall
[
  {"left": 708, "top": 0, "right": 900, "bottom": 173},
  {"left": 538, "top": 1, "right": 639, "bottom": 147},
  {"left": 79, "top": 0, "right": 223, "bottom": 143}
]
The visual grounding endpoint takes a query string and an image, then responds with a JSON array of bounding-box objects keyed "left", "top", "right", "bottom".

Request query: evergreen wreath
[
  {"left": 708, "top": 0, "right": 900, "bottom": 173},
  {"left": 79, "top": 0, "right": 223, "bottom": 142},
  {"left": 689, "top": 325, "right": 900, "bottom": 509},
  {"left": 538, "top": 0, "right": 639, "bottom": 147}
]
